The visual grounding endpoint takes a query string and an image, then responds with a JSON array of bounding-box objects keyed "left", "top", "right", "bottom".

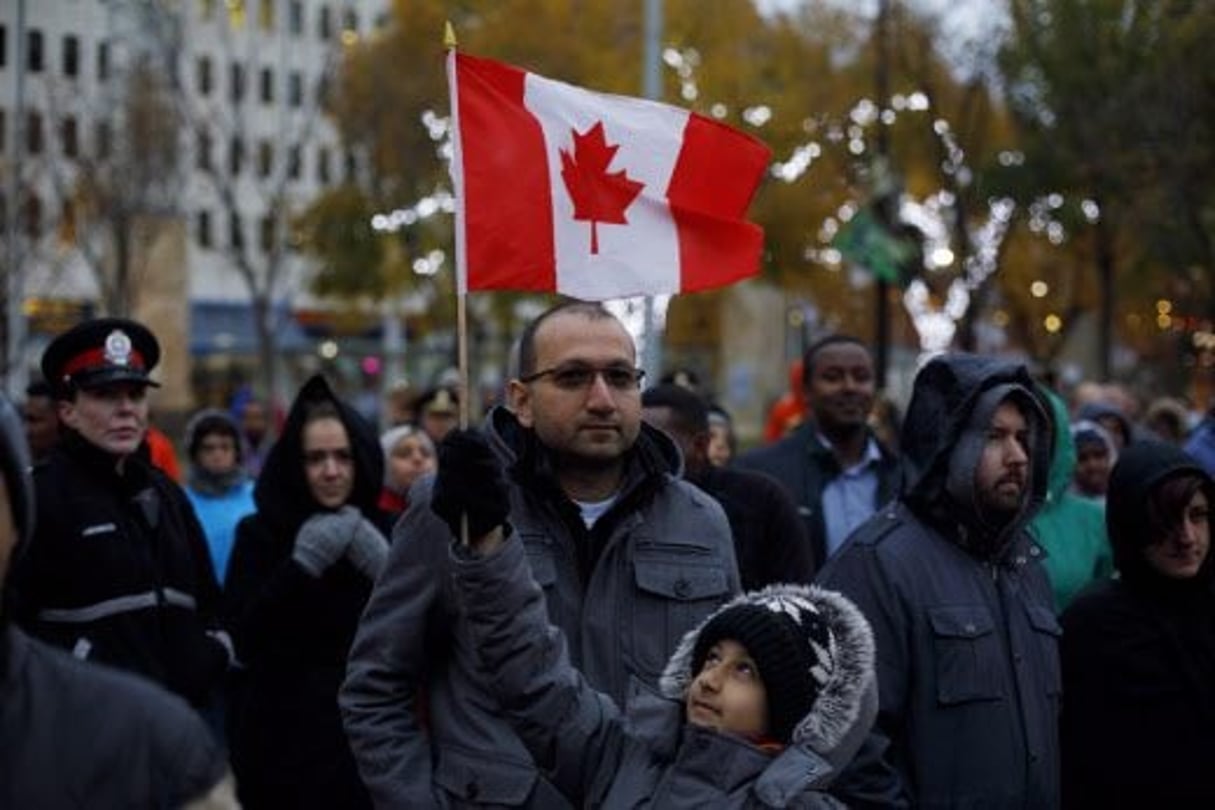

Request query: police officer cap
[{"left": 41, "top": 317, "right": 161, "bottom": 398}]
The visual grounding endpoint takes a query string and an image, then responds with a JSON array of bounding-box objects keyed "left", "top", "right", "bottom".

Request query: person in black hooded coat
[
  {"left": 1060, "top": 441, "right": 1215, "bottom": 807},
  {"left": 223, "top": 375, "right": 389, "bottom": 809}
]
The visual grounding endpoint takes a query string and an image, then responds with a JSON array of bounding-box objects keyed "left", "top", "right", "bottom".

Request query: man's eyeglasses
[
  {"left": 520, "top": 363, "right": 646, "bottom": 391},
  {"left": 304, "top": 448, "right": 354, "bottom": 466}
]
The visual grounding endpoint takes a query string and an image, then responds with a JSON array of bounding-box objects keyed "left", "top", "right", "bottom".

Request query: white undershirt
[{"left": 573, "top": 495, "right": 619, "bottom": 529}]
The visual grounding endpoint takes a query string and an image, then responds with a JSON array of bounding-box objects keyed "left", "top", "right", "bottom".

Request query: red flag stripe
[
  {"left": 455, "top": 53, "right": 557, "bottom": 292},
  {"left": 668, "top": 113, "right": 769, "bottom": 292}
]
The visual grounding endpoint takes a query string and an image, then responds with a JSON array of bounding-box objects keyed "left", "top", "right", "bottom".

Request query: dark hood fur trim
[{"left": 659, "top": 583, "right": 876, "bottom": 757}]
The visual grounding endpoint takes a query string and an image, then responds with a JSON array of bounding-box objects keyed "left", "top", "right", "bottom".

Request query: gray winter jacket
[
  {"left": 817, "top": 354, "right": 1061, "bottom": 809},
  {"left": 341, "top": 407, "right": 739, "bottom": 808},
  {"left": 0, "top": 626, "right": 237, "bottom": 809},
  {"left": 453, "top": 532, "right": 877, "bottom": 809}
]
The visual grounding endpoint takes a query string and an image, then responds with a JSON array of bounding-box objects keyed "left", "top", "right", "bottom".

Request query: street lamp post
[
  {"left": 640, "top": 0, "right": 664, "bottom": 382},
  {"left": 873, "top": 0, "right": 892, "bottom": 391},
  {"left": 4, "top": 0, "right": 29, "bottom": 399}
]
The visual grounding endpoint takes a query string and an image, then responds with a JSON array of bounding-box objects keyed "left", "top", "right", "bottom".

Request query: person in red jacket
[
  {"left": 146, "top": 421, "right": 183, "bottom": 482},
  {"left": 763, "top": 358, "right": 807, "bottom": 443}
]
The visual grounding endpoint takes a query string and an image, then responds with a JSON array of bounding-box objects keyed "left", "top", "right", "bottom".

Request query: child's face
[
  {"left": 1074, "top": 442, "right": 1111, "bottom": 496},
  {"left": 707, "top": 423, "right": 732, "bottom": 467},
  {"left": 685, "top": 639, "right": 768, "bottom": 739},
  {"left": 388, "top": 435, "right": 436, "bottom": 491}
]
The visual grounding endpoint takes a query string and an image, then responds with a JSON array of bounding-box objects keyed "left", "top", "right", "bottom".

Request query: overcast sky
[{"left": 755, "top": 0, "right": 1010, "bottom": 72}]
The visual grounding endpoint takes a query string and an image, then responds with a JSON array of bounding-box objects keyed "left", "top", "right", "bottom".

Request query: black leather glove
[{"left": 431, "top": 428, "right": 510, "bottom": 540}]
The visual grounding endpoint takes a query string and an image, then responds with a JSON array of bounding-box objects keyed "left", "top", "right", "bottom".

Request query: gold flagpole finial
[{"left": 444, "top": 21, "right": 457, "bottom": 49}]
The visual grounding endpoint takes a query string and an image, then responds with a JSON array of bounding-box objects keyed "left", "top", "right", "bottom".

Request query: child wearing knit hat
[
  {"left": 667, "top": 587, "right": 847, "bottom": 749},
  {"left": 450, "top": 524, "right": 877, "bottom": 807}
]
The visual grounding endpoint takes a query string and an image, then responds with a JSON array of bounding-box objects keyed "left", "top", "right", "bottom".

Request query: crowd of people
[{"left": 2, "top": 306, "right": 1213, "bottom": 808}]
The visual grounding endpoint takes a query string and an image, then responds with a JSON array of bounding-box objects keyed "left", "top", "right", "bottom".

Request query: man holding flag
[
  {"left": 341, "top": 46, "right": 768, "bottom": 806},
  {"left": 342, "top": 301, "right": 740, "bottom": 806}
]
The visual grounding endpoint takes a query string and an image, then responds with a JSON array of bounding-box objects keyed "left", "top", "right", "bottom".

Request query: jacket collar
[
  {"left": 627, "top": 699, "right": 837, "bottom": 806},
  {"left": 488, "top": 406, "right": 676, "bottom": 515},
  {"left": 57, "top": 431, "right": 151, "bottom": 495}
]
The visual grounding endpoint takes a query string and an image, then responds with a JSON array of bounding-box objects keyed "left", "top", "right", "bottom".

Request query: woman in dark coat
[
  {"left": 224, "top": 375, "right": 389, "bottom": 809},
  {"left": 1060, "top": 440, "right": 1215, "bottom": 807}
]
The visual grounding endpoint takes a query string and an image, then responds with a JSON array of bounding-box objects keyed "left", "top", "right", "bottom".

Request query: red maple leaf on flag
[{"left": 559, "top": 122, "right": 645, "bottom": 254}]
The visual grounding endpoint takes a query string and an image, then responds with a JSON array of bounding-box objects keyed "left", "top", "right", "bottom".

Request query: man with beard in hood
[
  {"left": 0, "top": 394, "right": 238, "bottom": 808},
  {"left": 342, "top": 301, "right": 738, "bottom": 808},
  {"left": 818, "top": 354, "right": 1058, "bottom": 809},
  {"left": 9, "top": 318, "right": 231, "bottom": 711}
]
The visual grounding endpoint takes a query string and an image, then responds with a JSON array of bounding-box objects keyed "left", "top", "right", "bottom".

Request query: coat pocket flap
[
  {"left": 1025, "top": 603, "right": 1062, "bottom": 637},
  {"left": 928, "top": 605, "right": 995, "bottom": 639},
  {"left": 433, "top": 744, "right": 537, "bottom": 804},
  {"left": 634, "top": 559, "right": 729, "bottom": 602}
]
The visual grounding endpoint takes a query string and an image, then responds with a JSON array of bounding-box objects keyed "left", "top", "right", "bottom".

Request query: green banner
[{"left": 831, "top": 208, "right": 916, "bottom": 285}]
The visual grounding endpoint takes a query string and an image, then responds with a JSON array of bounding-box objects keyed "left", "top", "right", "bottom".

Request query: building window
[
  {"left": 28, "top": 29, "right": 44, "bottom": 73},
  {"left": 196, "top": 129, "right": 213, "bottom": 171},
  {"left": 95, "top": 120, "right": 112, "bottom": 159},
  {"left": 230, "top": 63, "right": 245, "bottom": 104},
  {"left": 229, "top": 136, "right": 244, "bottom": 176},
  {"left": 227, "top": 0, "right": 248, "bottom": 29},
  {"left": 289, "top": 1, "right": 303, "bottom": 35},
  {"left": 259, "top": 0, "right": 275, "bottom": 31},
  {"left": 25, "top": 194, "right": 42, "bottom": 239},
  {"left": 199, "top": 0, "right": 217, "bottom": 20},
  {"left": 318, "top": 5, "right": 332, "bottom": 40},
  {"left": 97, "top": 41, "right": 110, "bottom": 82},
  {"left": 58, "top": 199, "right": 77, "bottom": 244},
  {"left": 287, "top": 144, "right": 301, "bottom": 180},
  {"left": 197, "top": 210, "right": 213, "bottom": 247},
  {"left": 27, "top": 111, "right": 43, "bottom": 154},
  {"left": 197, "top": 56, "right": 213, "bottom": 95},
  {"left": 343, "top": 150, "right": 356, "bottom": 183},
  {"left": 62, "top": 35, "right": 79, "bottom": 77},
  {"left": 1, "top": 24, "right": 7, "bottom": 68},
  {"left": 259, "top": 67, "right": 274, "bottom": 104},
  {"left": 343, "top": 8, "right": 358, "bottom": 33},
  {"left": 229, "top": 212, "right": 244, "bottom": 249},
  {"left": 317, "top": 146, "right": 331, "bottom": 184},
  {"left": 288, "top": 71, "right": 302, "bottom": 108},
  {"left": 259, "top": 214, "right": 276, "bottom": 252},
  {"left": 61, "top": 116, "right": 78, "bottom": 158},
  {"left": 257, "top": 140, "right": 273, "bottom": 178}
]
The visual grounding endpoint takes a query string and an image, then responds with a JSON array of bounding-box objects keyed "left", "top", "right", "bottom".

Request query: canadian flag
[{"left": 447, "top": 51, "right": 771, "bottom": 300}]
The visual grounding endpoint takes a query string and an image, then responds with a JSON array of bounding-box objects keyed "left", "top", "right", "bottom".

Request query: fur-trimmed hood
[{"left": 659, "top": 583, "right": 877, "bottom": 770}]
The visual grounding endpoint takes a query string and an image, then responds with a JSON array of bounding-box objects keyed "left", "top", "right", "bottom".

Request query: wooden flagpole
[
  {"left": 446, "top": 22, "right": 472, "bottom": 546},
  {"left": 444, "top": 21, "right": 469, "bottom": 433}
]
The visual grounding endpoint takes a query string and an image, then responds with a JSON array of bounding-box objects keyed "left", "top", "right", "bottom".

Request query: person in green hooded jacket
[{"left": 1029, "top": 387, "right": 1113, "bottom": 611}]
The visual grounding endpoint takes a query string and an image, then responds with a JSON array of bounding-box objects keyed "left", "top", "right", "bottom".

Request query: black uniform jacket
[{"left": 10, "top": 432, "right": 228, "bottom": 707}]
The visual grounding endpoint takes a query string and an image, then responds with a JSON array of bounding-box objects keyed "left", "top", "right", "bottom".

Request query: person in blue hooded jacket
[
  {"left": 818, "top": 353, "right": 1059, "bottom": 809},
  {"left": 183, "top": 408, "right": 256, "bottom": 586}
]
